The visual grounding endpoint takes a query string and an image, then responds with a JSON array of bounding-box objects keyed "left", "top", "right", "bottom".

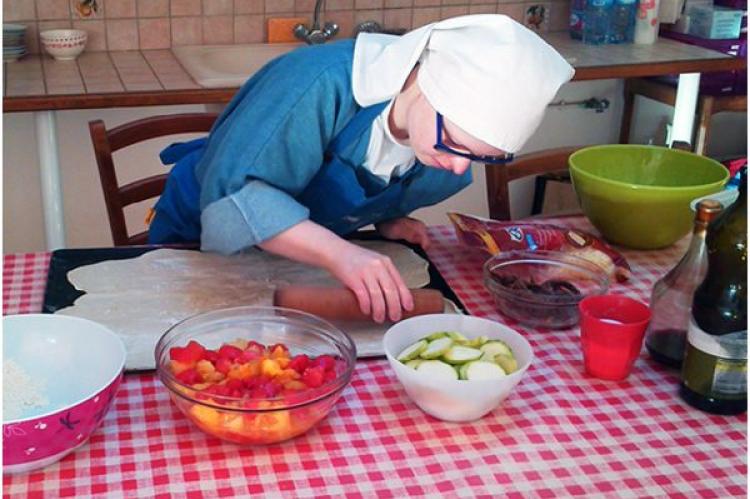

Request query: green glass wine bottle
[{"left": 680, "top": 169, "right": 747, "bottom": 415}]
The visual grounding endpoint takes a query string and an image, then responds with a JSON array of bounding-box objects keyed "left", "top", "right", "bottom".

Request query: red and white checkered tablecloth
[{"left": 3, "top": 216, "right": 747, "bottom": 498}]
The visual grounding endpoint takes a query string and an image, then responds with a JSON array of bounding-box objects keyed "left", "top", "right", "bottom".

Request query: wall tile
[
  {"left": 496, "top": 2, "right": 525, "bottom": 22},
  {"left": 295, "top": 0, "right": 316, "bottom": 13},
  {"left": 383, "top": 8, "right": 412, "bottom": 30},
  {"left": 25, "top": 23, "right": 41, "bottom": 54},
  {"left": 355, "top": 0, "right": 384, "bottom": 8},
  {"left": 470, "top": 4, "right": 496, "bottom": 13},
  {"left": 412, "top": 6, "right": 440, "bottom": 25},
  {"left": 441, "top": 5, "right": 469, "bottom": 16},
  {"left": 137, "top": 0, "right": 169, "bottom": 17},
  {"left": 35, "top": 0, "right": 69, "bottom": 20},
  {"left": 4, "top": 0, "right": 38, "bottom": 21},
  {"left": 385, "top": 0, "right": 412, "bottom": 6},
  {"left": 326, "top": 0, "right": 354, "bottom": 10},
  {"left": 265, "top": 0, "right": 295, "bottom": 13},
  {"left": 171, "top": 0, "right": 202, "bottom": 16},
  {"left": 234, "top": 0, "right": 264, "bottom": 14},
  {"left": 171, "top": 15, "right": 202, "bottom": 44},
  {"left": 414, "top": 0, "right": 440, "bottom": 6},
  {"left": 203, "top": 15, "right": 234, "bottom": 43},
  {"left": 470, "top": 0, "right": 496, "bottom": 4},
  {"left": 73, "top": 19, "right": 106, "bottom": 50},
  {"left": 234, "top": 14, "right": 264, "bottom": 42},
  {"left": 106, "top": 0, "right": 136, "bottom": 18},
  {"left": 203, "top": 0, "right": 233, "bottom": 15},
  {"left": 442, "top": 0, "right": 464, "bottom": 5},
  {"left": 354, "top": 9, "right": 383, "bottom": 26},
  {"left": 139, "top": 17, "right": 170, "bottom": 48},
  {"left": 325, "top": 10, "right": 355, "bottom": 38},
  {"left": 106, "top": 18, "right": 139, "bottom": 49}
]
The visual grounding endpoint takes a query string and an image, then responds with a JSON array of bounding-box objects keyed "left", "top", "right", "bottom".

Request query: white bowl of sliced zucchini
[{"left": 383, "top": 314, "right": 533, "bottom": 422}]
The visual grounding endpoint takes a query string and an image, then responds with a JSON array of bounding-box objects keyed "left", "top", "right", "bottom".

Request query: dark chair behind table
[
  {"left": 89, "top": 113, "right": 218, "bottom": 246},
  {"left": 484, "top": 146, "right": 584, "bottom": 220}
]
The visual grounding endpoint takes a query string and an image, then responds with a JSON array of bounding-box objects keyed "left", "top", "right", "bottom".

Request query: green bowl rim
[{"left": 568, "top": 145, "right": 729, "bottom": 192}]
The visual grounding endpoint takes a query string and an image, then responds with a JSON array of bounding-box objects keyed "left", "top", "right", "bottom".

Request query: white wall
[{"left": 3, "top": 80, "right": 747, "bottom": 253}]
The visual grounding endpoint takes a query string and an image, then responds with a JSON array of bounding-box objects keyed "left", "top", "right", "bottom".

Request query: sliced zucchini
[
  {"left": 443, "top": 345, "right": 482, "bottom": 364},
  {"left": 458, "top": 363, "right": 472, "bottom": 380},
  {"left": 404, "top": 359, "right": 423, "bottom": 370},
  {"left": 464, "top": 361, "right": 507, "bottom": 380},
  {"left": 415, "top": 360, "right": 459, "bottom": 380},
  {"left": 480, "top": 340, "right": 513, "bottom": 359},
  {"left": 426, "top": 331, "right": 449, "bottom": 340},
  {"left": 494, "top": 354, "right": 518, "bottom": 374},
  {"left": 447, "top": 331, "right": 469, "bottom": 343},
  {"left": 397, "top": 339, "right": 428, "bottom": 362},
  {"left": 462, "top": 335, "right": 489, "bottom": 348},
  {"left": 419, "top": 337, "right": 453, "bottom": 359}
]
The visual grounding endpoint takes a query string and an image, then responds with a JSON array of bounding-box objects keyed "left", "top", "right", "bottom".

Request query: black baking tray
[{"left": 42, "top": 235, "right": 465, "bottom": 315}]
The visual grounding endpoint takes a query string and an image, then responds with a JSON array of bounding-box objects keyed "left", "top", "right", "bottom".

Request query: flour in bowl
[{"left": 3, "top": 359, "right": 48, "bottom": 421}]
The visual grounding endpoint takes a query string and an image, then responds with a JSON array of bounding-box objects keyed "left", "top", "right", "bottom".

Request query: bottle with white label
[{"left": 680, "top": 169, "right": 747, "bottom": 415}]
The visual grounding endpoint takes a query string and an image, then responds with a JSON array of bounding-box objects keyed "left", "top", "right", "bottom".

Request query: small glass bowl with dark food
[{"left": 483, "top": 250, "right": 609, "bottom": 329}]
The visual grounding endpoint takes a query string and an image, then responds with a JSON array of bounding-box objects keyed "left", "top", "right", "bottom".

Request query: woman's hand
[
  {"left": 375, "top": 216, "right": 431, "bottom": 250},
  {"left": 257, "top": 220, "right": 414, "bottom": 323},
  {"left": 324, "top": 242, "right": 414, "bottom": 323}
]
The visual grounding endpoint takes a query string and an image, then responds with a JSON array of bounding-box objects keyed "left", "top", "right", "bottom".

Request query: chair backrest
[
  {"left": 484, "top": 146, "right": 583, "bottom": 220},
  {"left": 89, "top": 113, "right": 218, "bottom": 246}
]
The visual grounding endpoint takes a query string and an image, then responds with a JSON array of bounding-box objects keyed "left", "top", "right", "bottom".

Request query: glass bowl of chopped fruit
[
  {"left": 154, "top": 306, "right": 356, "bottom": 446},
  {"left": 483, "top": 250, "right": 609, "bottom": 329}
]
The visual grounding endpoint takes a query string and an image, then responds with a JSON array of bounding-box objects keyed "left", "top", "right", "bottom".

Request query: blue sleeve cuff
[{"left": 200, "top": 180, "right": 309, "bottom": 254}]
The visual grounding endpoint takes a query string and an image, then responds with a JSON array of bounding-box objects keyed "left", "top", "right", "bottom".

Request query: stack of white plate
[{"left": 4, "top": 24, "right": 27, "bottom": 62}]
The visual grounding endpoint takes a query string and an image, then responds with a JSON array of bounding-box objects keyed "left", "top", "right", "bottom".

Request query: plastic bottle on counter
[
  {"left": 644, "top": 199, "right": 724, "bottom": 368},
  {"left": 680, "top": 169, "right": 747, "bottom": 415},
  {"left": 609, "top": 0, "right": 638, "bottom": 43},
  {"left": 570, "top": 0, "right": 587, "bottom": 39},
  {"left": 583, "top": 0, "right": 614, "bottom": 44}
]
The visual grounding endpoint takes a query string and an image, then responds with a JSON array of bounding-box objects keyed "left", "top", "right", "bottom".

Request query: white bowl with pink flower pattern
[
  {"left": 3, "top": 314, "right": 125, "bottom": 474},
  {"left": 40, "top": 29, "right": 87, "bottom": 60}
]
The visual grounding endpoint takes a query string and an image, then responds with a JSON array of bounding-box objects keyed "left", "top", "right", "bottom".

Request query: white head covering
[{"left": 352, "top": 15, "right": 575, "bottom": 154}]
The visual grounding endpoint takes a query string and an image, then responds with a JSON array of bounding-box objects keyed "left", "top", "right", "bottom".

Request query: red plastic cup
[{"left": 579, "top": 294, "right": 652, "bottom": 381}]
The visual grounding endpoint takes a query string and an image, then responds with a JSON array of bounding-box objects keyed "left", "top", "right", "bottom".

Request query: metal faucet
[{"left": 293, "top": 0, "right": 339, "bottom": 44}]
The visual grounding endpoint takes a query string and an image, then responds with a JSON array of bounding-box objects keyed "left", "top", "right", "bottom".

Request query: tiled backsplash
[{"left": 5, "top": 0, "right": 570, "bottom": 54}]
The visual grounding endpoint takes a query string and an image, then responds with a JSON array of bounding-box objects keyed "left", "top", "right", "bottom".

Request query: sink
[{"left": 173, "top": 43, "right": 301, "bottom": 88}]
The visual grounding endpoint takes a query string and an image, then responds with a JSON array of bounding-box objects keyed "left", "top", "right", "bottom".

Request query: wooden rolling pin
[{"left": 273, "top": 286, "right": 445, "bottom": 322}]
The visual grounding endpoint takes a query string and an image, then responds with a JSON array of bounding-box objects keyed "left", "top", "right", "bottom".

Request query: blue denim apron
[{"left": 149, "top": 102, "right": 471, "bottom": 244}]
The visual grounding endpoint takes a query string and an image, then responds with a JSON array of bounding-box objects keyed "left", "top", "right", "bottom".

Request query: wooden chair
[
  {"left": 484, "top": 146, "right": 583, "bottom": 220},
  {"left": 89, "top": 113, "right": 218, "bottom": 246},
  {"left": 620, "top": 78, "right": 747, "bottom": 155}
]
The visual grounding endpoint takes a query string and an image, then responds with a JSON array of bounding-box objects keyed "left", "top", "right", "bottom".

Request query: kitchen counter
[
  {"left": 4, "top": 32, "right": 746, "bottom": 112},
  {"left": 3, "top": 32, "right": 746, "bottom": 251}
]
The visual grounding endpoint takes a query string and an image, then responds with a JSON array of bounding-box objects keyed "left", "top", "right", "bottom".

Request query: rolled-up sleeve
[{"left": 200, "top": 180, "right": 309, "bottom": 254}]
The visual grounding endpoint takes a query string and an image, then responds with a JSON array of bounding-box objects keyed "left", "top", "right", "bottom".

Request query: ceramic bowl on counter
[
  {"left": 154, "top": 306, "right": 356, "bottom": 446},
  {"left": 40, "top": 29, "right": 87, "bottom": 61},
  {"left": 483, "top": 249, "right": 610, "bottom": 329},
  {"left": 569, "top": 145, "right": 728, "bottom": 249},
  {"left": 383, "top": 314, "right": 533, "bottom": 422},
  {"left": 3, "top": 314, "right": 126, "bottom": 474}
]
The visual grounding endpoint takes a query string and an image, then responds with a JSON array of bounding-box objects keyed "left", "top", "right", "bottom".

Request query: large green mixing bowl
[{"left": 569, "top": 145, "right": 728, "bottom": 249}]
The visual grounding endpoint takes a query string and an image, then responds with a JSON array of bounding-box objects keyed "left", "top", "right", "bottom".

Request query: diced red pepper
[
  {"left": 218, "top": 344, "right": 243, "bottom": 361},
  {"left": 302, "top": 366, "right": 325, "bottom": 388},
  {"left": 225, "top": 378, "right": 244, "bottom": 392},
  {"left": 288, "top": 354, "right": 311, "bottom": 374},
  {"left": 203, "top": 350, "right": 219, "bottom": 363},
  {"left": 245, "top": 341, "right": 266, "bottom": 354},
  {"left": 239, "top": 349, "right": 261, "bottom": 363},
  {"left": 323, "top": 369, "right": 337, "bottom": 383},
  {"left": 215, "top": 357, "right": 233, "bottom": 375},
  {"left": 312, "top": 354, "right": 336, "bottom": 372},
  {"left": 175, "top": 367, "right": 202, "bottom": 385}
]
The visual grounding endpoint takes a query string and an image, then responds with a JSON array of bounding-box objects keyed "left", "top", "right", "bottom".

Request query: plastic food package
[{"left": 448, "top": 213, "right": 632, "bottom": 283}]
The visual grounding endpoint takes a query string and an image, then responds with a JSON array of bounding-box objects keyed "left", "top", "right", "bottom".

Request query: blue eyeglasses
[{"left": 433, "top": 112, "right": 514, "bottom": 165}]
